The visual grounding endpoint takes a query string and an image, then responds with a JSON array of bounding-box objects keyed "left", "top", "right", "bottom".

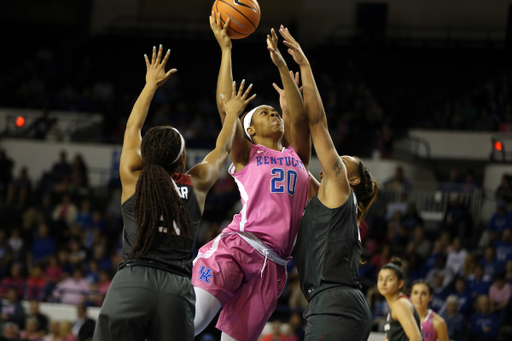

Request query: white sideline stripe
[
  {"left": 229, "top": 163, "right": 249, "bottom": 233},
  {"left": 193, "top": 233, "right": 232, "bottom": 265}
]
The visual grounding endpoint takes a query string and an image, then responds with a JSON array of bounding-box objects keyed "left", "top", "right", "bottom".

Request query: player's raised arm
[
  {"left": 280, "top": 27, "right": 351, "bottom": 207},
  {"left": 267, "top": 28, "right": 310, "bottom": 169},
  {"left": 188, "top": 81, "right": 256, "bottom": 212},
  {"left": 120, "top": 45, "right": 177, "bottom": 203},
  {"left": 210, "top": 12, "right": 251, "bottom": 167}
]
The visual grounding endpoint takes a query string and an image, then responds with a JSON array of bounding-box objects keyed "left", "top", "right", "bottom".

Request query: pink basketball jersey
[
  {"left": 225, "top": 143, "right": 310, "bottom": 257},
  {"left": 421, "top": 309, "right": 437, "bottom": 341}
]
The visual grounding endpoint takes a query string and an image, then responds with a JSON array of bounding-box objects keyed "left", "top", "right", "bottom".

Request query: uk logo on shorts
[{"left": 199, "top": 266, "right": 213, "bottom": 284}]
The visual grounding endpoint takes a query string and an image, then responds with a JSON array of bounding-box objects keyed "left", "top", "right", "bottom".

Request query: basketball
[{"left": 212, "top": 0, "right": 261, "bottom": 39}]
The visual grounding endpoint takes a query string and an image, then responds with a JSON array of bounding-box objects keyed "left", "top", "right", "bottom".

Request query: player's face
[
  {"left": 411, "top": 284, "right": 432, "bottom": 309},
  {"left": 377, "top": 269, "right": 402, "bottom": 296},
  {"left": 251, "top": 106, "right": 284, "bottom": 139}
]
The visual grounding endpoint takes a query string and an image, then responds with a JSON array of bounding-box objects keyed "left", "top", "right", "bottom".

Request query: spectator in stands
[
  {"left": 57, "top": 320, "right": 77, "bottom": 341},
  {"left": 2, "top": 322, "right": 20, "bottom": 340},
  {"left": 471, "top": 295, "right": 500, "bottom": 341},
  {"left": 1, "top": 288, "right": 26, "bottom": 330},
  {"left": 462, "top": 252, "right": 477, "bottom": 278},
  {"left": 87, "top": 269, "right": 111, "bottom": 307},
  {"left": 410, "top": 225, "right": 432, "bottom": 260},
  {"left": 0, "top": 230, "right": 13, "bottom": 278},
  {"left": 383, "top": 166, "right": 412, "bottom": 193},
  {"left": 495, "top": 174, "right": 512, "bottom": 204},
  {"left": 0, "top": 150, "right": 14, "bottom": 201},
  {"left": 56, "top": 249, "right": 73, "bottom": 276},
  {"left": 385, "top": 193, "right": 409, "bottom": 221},
  {"left": 71, "top": 304, "right": 95, "bottom": 341},
  {"left": 74, "top": 200, "right": 92, "bottom": 231},
  {"left": 430, "top": 273, "right": 451, "bottom": 313},
  {"left": 44, "top": 255, "right": 64, "bottom": 287},
  {"left": 8, "top": 228, "right": 24, "bottom": 263},
  {"left": 42, "top": 321, "right": 60, "bottom": 341},
  {"left": 402, "top": 204, "right": 424, "bottom": 231},
  {"left": 506, "top": 260, "right": 512, "bottom": 285},
  {"left": 27, "top": 301, "right": 48, "bottom": 334},
  {"left": 440, "top": 295, "right": 466, "bottom": 341},
  {"left": 495, "top": 228, "right": 512, "bottom": 265},
  {"left": 51, "top": 194, "right": 78, "bottom": 228},
  {"left": 438, "top": 169, "right": 462, "bottom": 193},
  {"left": 260, "top": 321, "right": 285, "bottom": 341},
  {"left": 461, "top": 170, "right": 479, "bottom": 194},
  {"left": 481, "top": 245, "right": 504, "bottom": 278},
  {"left": 0, "top": 263, "right": 26, "bottom": 299},
  {"left": 388, "top": 211, "right": 408, "bottom": 251},
  {"left": 489, "top": 272, "right": 511, "bottom": 320},
  {"left": 53, "top": 268, "right": 90, "bottom": 305},
  {"left": 5, "top": 167, "right": 32, "bottom": 211},
  {"left": 51, "top": 151, "right": 71, "bottom": 186},
  {"left": 441, "top": 193, "right": 472, "bottom": 242},
  {"left": 446, "top": 237, "right": 468, "bottom": 277},
  {"left": 287, "top": 272, "right": 308, "bottom": 311},
  {"left": 67, "top": 239, "right": 86, "bottom": 268},
  {"left": 26, "top": 264, "right": 46, "bottom": 301},
  {"left": 487, "top": 201, "right": 512, "bottom": 243},
  {"left": 69, "top": 154, "right": 88, "bottom": 193},
  {"left": 90, "top": 244, "right": 111, "bottom": 272},
  {"left": 19, "top": 316, "right": 44, "bottom": 340},
  {"left": 29, "top": 223, "right": 56, "bottom": 264},
  {"left": 467, "top": 264, "right": 492, "bottom": 298},
  {"left": 287, "top": 313, "right": 305, "bottom": 341},
  {"left": 453, "top": 277, "right": 472, "bottom": 318},
  {"left": 370, "top": 244, "right": 391, "bottom": 272}
]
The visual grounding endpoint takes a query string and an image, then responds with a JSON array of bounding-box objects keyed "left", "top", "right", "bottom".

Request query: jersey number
[{"left": 270, "top": 168, "right": 297, "bottom": 195}]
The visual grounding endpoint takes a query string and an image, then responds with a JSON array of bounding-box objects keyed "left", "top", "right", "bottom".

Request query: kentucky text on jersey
[{"left": 255, "top": 154, "right": 305, "bottom": 170}]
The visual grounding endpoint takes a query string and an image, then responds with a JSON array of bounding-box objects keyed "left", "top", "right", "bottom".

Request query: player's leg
[
  {"left": 220, "top": 332, "right": 238, "bottom": 341},
  {"left": 194, "top": 287, "right": 222, "bottom": 335}
]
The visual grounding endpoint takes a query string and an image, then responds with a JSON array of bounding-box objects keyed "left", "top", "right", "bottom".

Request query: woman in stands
[
  {"left": 93, "top": 45, "right": 255, "bottom": 341},
  {"left": 411, "top": 280, "right": 449, "bottom": 341},
  {"left": 378, "top": 258, "right": 423, "bottom": 341}
]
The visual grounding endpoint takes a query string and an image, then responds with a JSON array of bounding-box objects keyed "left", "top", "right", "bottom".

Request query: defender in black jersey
[
  {"left": 92, "top": 46, "right": 255, "bottom": 341},
  {"left": 279, "top": 29, "right": 378, "bottom": 341},
  {"left": 378, "top": 259, "right": 423, "bottom": 341}
]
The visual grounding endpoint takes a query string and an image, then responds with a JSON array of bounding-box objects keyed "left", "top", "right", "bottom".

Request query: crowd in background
[{"left": 1, "top": 33, "right": 512, "bottom": 341}]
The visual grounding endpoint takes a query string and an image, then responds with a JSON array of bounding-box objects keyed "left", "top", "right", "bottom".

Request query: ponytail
[
  {"left": 353, "top": 160, "right": 379, "bottom": 224},
  {"left": 128, "top": 127, "right": 191, "bottom": 259}
]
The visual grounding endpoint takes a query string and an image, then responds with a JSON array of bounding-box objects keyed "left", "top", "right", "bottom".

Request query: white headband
[
  {"left": 243, "top": 105, "right": 265, "bottom": 142},
  {"left": 171, "top": 128, "right": 185, "bottom": 164}
]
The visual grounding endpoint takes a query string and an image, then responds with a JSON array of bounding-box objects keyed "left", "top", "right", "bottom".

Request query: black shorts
[
  {"left": 304, "top": 287, "right": 372, "bottom": 341},
  {"left": 93, "top": 266, "right": 195, "bottom": 341}
]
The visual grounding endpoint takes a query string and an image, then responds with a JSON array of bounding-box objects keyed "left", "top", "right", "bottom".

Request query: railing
[{"left": 380, "top": 187, "right": 482, "bottom": 227}]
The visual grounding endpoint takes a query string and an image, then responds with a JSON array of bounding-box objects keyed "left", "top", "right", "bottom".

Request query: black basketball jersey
[
  {"left": 119, "top": 173, "right": 201, "bottom": 278},
  {"left": 384, "top": 295, "right": 423, "bottom": 341},
  {"left": 295, "top": 191, "right": 362, "bottom": 301}
]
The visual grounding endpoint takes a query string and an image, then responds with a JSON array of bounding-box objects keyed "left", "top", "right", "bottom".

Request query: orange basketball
[{"left": 212, "top": 0, "right": 261, "bottom": 39}]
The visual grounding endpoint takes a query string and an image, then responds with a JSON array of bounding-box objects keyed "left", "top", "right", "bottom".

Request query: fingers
[
  {"left": 272, "top": 82, "right": 283, "bottom": 93},
  {"left": 164, "top": 68, "right": 178, "bottom": 79},
  {"left": 156, "top": 44, "right": 163, "bottom": 63},
  {"left": 223, "top": 17, "right": 231, "bottom": 33},
  {"left": 217, "top": 12, "right": 221, "bottom": 26},
  {"left": 161, "top": 49, "right": 171, "bottom": 66},
  {"left": 245, "top": 93, "right": 257, "bottom": 105},
  {"left": 144, "top": 54, "right": 150, "bottom": 69},
  {"left": 271, "top": 28, "right": 278, "bottom": 44},
  {"left": 242, "top": 82, "right": 253, "bottom": 99},
  {"left": 151, "top": 46, "right": 156, "bottom": 64},
  {"left": 294, "top": 71, "right": 300, "bottom": 85},
  {"left": 231, "top": 80, "right": 237, "bottom": 98},
  {"left": 237, "top": 79, "right": 246, "bottom": 97},
  {"left": 220, "top": 93, "right": 228, "bottom": 106}
]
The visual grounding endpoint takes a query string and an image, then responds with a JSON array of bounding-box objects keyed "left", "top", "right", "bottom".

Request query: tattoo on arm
[{"left": 332, "top": 159, "right": 342, "bottom": 177}]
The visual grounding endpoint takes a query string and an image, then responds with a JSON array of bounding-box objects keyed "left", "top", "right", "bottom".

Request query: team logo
[
  {"left": 233, "top": 0, "right": 257, "bottom": 12},
  {"left": 199, "top": 265, "right": 213, "bottom": 284}
]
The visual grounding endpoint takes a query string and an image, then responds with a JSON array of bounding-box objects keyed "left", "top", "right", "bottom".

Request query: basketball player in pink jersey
[
  {"left": 191, "top": 14, "right": 312, "bottom": 341},
  {"left": 411, "top": 280, "right": 449, "bottom": 341}
]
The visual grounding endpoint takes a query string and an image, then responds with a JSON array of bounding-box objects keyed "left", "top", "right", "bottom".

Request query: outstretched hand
[
  {"left": 221, "top": 80, "right": 257, "bottom": 117},
  {"left": 273, "top": 71, "right": 302, "bottom": 111},
  {"left": 210, "top": 11, "right": 232, "bottom": 51},
  {"left": 144, "top": 45, "right": 177, "bottom": 87},
  {"left": 279, "top": 25, "right": 308, "bottom": 67},
  {"left": 267, "top": 28, "right": 287, "bottom": 69}
]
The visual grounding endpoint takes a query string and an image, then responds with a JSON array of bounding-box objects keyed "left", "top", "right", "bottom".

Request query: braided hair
[
  {"left": 128, "top": 126, "right": 191, "bottom": 259},
  {"left": 352, "top": 158, "right": 379, "bottom": 224}
]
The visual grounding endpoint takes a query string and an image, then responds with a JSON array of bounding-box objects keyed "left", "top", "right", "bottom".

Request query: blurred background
[{"left": 1, "top": 0, "right": 512, "bottom": 340}]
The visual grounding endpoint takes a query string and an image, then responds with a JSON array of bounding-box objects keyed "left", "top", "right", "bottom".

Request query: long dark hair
[
  {"left": 412, "top": 279, "right": 433, "bottom": 296},
  {"left": 352, "top": 159, "right": 379, "bottom": 224},
  {"left": 128, "top": 126, "right": 191, "bottom": 259},
  {"left": 381, "top": 257, "right": 406, "bottom": 291}
]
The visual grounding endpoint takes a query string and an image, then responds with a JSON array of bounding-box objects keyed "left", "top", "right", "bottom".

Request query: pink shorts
[{"left": 192, "top": 232, "right": 287, "bottom": 341}]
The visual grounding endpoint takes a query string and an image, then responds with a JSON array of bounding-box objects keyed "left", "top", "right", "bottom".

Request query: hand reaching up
[
  {"left": 221, "top": 80, "right": 257, "bottom": 117},
  {"left": 279, "top": 25, "right": 309, "bottom": 67},
  {"left": 144, "top": 45, "right": 177, "bottom": 87}
]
